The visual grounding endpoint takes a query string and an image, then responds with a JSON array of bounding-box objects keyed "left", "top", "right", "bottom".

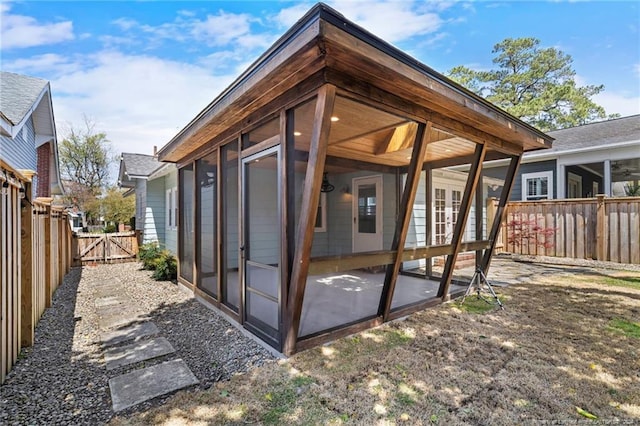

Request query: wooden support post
[
  {"left": 475, "top": 170, "right": 484, "bottom": 267},
  {"left": 20, "top": 180, "right": 34, "bottom": 347},
  {"left": 283, "top": 85, "right": 336, "bottom": 355},
  {"left": 280, "top": 109, "right": 292, "bottom": 312},
  {"left": 437, "top": 143, "right": 486, "bottom": 299},
  {"left": 596, "top": 194, "right": 607, "bottom": 261},
  {"left": 380, "top": 122, "right": 430, "bottom": 320},
  {"left": 480, "top": 154, "right": 522, "bottom": 274},
  {"left": 425, "top": 164, "right": 433, "bottom": 278},
  {"left": 44, "top": 205, "right": 52, "bottom": 307},
  {"left": 216, "top": 146, "right": 223, "bottom": 304}
]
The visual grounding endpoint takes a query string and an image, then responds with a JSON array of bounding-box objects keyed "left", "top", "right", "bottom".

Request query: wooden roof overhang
[{"left": 158, "top": 3, "right": 552, "bottom": 165}]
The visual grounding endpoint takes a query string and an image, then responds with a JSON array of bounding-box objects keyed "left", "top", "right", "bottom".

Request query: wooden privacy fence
[
  {"left": 495, "top": 195, "right": 640, "bottom": 264},
  {"left": 1, "top": 162, "right": 72, "bottom": 383},
  {"left": 72, "top": 232, "right": 138, "bottom": 266}
]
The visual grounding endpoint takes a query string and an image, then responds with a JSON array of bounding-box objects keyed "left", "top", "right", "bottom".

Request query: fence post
[
  {"left": 44, "top": 203, "right": 52, "bottom": 308},
  {"left": 57, "top": 212, "right": 64, "bottom": 286},
  {"left": 20, "top": 176, "right": 34, "bottom": 347},
  {"left": 66, "top": 216, "right": 71, "bottom": 273},
  {"left": 596, "top": 195, "right": 607, "bottom": 261}
]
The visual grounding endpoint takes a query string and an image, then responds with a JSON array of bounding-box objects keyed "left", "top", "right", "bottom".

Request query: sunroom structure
[{"left": 158, "top": 3, "right": 552, "bottom": 355}]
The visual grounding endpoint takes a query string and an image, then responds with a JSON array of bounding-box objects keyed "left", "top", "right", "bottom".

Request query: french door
[{"left": 433, "top": 185, "right": 462, "bottom": 244}]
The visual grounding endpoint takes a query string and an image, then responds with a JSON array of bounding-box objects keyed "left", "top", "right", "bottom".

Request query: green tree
[
  {"left": 59, "top": 118, "right": 114, "bottom": 223},
  {"left": 447, "top": 37, "right": 618, "bottom": 131},
  {"left": 59, "top": 119, "right": 112, "bottom": 194},
  {"left": 100, "top": 186, "right": 135, "bottom": 228}
]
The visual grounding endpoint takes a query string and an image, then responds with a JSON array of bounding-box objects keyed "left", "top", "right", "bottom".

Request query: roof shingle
[
  {"left": 0, "top": 71, "right": 48, "bottom": 125},
  {"left": 121, "top": 153, "right": 161, "bottom": 177},
  {"left": 545, "top": 115, "right": 640, "bottom": 153}
]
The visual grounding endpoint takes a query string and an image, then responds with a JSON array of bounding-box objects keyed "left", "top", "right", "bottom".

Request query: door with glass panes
[
  {"left": 352, "top": 175, "right": 383, "bottom": 253},
  {"left": 433, "top": 185, "right": 463, "bottom": 244}
]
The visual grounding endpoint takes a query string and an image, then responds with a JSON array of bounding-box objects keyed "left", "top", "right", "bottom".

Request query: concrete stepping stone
[
  {"left": 109, "top": 359, "right": 199, "bottom": 412},
  {"left": 104, "top": 337, "right": 175, "bottom": 370},
  {"left": 95, "top": 304, "right": 136, "bottom": 317},
  {"left": 101, "top": 322, "right": 160, "bottom": 347},
  {"left": 99, "top": 311, "right": 143, "bottom": 330},
  {"left": 95, "top": 296, "right": 127, "bottom": 308},
  {"left": 94, "top": 287, "right": 124, "bottom": 298}
]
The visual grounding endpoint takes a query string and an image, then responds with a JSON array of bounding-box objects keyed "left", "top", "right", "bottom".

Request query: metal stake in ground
[{"left": 461, "top": 267, "right": 504, "bottom": 310}]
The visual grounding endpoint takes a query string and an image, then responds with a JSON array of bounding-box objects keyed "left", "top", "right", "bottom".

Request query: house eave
[
  {"left": 148, "top": 162, "right": 176, "bottom": 180},
  {"left": 158, "top": 3, "right": 552, "bottom": 164}
]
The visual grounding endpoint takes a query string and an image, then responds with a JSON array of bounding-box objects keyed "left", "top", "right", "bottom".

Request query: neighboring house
[
  {"left": 155, "top": 3, "right": 552, "bottom": 354},
  {"left": 118, "top": 151, "right": 178, "bottom": 254},
  {"left": 483, "top": 115, "right": 640, "bottom": 200},
  {"left": 0, "top": 71, "right": 63, "bottom": 198}
]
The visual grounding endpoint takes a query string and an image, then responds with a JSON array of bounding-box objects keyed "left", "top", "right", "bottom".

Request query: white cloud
[
  {"left": 329, "top": 1, "right": 443, "bottom": 43},
  {"left": 593, "top": 91, "right": 640, "bottom": 117},
  {"left": 107, "top": 10, "right": 265, "bottom": 49},
  {"left": 274, "top": 1, "right": 446, "bottom": 43},
  {"left": 28, "top": 51, "right": 237, "bottom": 162},
  {"left": 3, "top": 53, "right": 80, "bottom": 76},
  {"left": 0, "top": 3, "right": 74, "bottom": 49},
  {"left": 191, "top": 11, "right": 252, "bottom": 46},
  {"left": 111, "top": 17, "right": 138, "bottom": 31},
  {"left": 272, "top": 3, "right": 313, "bottom": 28}
]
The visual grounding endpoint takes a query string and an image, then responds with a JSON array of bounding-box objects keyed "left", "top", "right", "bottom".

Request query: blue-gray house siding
[
  {"left": 145, "top": 178, "right": 166, "bottom": 244},
  {"left": 484, "top": 160, "right": 557, "bottom": 201}
]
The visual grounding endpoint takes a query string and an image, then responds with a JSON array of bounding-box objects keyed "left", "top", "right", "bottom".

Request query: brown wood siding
[{"left": 0, "top": 162, "right": 73, "bottom": 383}]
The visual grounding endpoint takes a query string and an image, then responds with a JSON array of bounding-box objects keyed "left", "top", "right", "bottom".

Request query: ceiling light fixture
[
  {"left": 330, "top": 116, "right": 339, "bottom": 122},
  {"left": 320, "top": 172, "right": 335, "bottom": 193},
  {"left": 294, "top": 131, "right": 302, "bottom": 136}
]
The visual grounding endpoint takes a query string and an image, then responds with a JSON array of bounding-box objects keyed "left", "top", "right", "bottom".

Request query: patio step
[
  {"left": 101, "top": 321, "right": 160, "bottom": 347},
  {"left": 109, "top": 359, "right": 199, "bottom": 412},
  {"left": 104, "top": 337, "right": 175, "bottom": 370}
]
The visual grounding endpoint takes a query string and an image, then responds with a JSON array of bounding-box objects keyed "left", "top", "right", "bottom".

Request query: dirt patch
[{"left": 111, "top": 266, "right": 640, "bottom": 425}]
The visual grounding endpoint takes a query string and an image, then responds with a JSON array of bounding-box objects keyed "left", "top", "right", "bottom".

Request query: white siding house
[
  {"left": 483, "top": 115, "right": 640, "bottom": 200},
  {"left": 118, "top": 152, "right": 178, "bottom": 254},
  {"left": 0, "top": 71, "right": 64, "bottom": 199}
]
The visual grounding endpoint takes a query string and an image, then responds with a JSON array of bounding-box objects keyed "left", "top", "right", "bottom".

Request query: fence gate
[{"left": 73, "top": 232, "right": 138, "bottom": 266}]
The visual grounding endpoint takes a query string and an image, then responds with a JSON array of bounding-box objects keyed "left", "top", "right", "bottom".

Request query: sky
[{"left": 2, "top": 0, "right": 639, "bottom": 167}]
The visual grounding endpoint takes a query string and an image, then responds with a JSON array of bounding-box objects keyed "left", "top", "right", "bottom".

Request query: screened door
[{"left": 242, "top": 146, "right": 281, "bottom": 345}]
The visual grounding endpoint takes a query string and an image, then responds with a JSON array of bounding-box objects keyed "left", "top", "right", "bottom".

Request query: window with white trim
[
  {"left": 166, "top": 187, "right": 178, "bottom": 229},
  {"left": 522, "top": 171, "right": 553, "bottom": 201}
]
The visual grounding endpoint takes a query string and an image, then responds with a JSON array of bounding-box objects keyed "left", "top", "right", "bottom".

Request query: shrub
[
  {"left": 506, "top": 218, "right": 555, "bottom": 251},
  {"left": 103, "top": 224, "right": 117, "bottom": 233},
  {"left": 152, "top": 250, "right": 177, "bottom": 281},
  {"left": 139, "top": 242, "right": 162, "bottom": 270}
]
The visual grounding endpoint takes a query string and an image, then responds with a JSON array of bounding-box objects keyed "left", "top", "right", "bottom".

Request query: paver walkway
[{"left": 92, "top": 281, "right": 199, "bottom": 412}]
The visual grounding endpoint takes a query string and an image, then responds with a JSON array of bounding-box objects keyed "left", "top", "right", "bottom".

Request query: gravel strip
[{"left": 0, "top": 263, "right": 275, "bottom": 425}]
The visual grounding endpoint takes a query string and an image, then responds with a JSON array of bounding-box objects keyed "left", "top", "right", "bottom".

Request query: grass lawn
[{"left": 112, "top": 268, "right": 640, "bottom": 425}]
